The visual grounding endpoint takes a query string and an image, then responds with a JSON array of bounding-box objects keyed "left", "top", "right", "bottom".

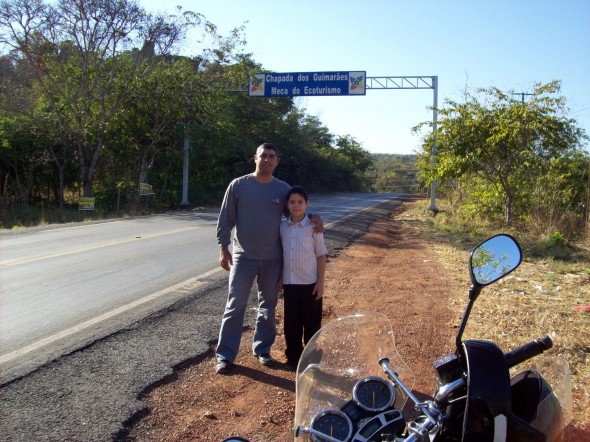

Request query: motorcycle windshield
[
  {"left": 294, "top": 311, "right": 415, "bottom": 439},
  {"left": 512, "top": 355, "right": 573, "bottom": 440}
]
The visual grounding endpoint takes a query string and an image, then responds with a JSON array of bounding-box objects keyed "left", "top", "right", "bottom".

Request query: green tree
[
  {"left": 0, "top": 0, "right": 213, "bottom": 198},
  {"left": 104, "top": 57, "right": 202, "bottom": 205},
  {"left": 372, "top": 154, "right": 420, "bottom": 193},
  {"left": 334, "top": 135, "right": 375, "bottom": 191},
  {"left": 0, "top": 114, "right": 51, "bottom": 207},
  {"left": 415, "top": 81, "right": 588, "bottom": 227},
  {"left": 274, "top": 111, "right": 334, "bottom": 190}
]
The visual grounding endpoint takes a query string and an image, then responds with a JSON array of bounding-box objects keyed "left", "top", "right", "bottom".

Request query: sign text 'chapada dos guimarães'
[{"left": 249, "top": 71, "right": 366, "bottom": 97}]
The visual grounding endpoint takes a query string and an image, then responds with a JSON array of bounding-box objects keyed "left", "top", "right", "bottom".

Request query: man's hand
[
  {"left": 219, "top": 245, "right": 232, "bottom": 271},
  {"left": 310, "top": 213, "right": 324, "bottom": 233}
]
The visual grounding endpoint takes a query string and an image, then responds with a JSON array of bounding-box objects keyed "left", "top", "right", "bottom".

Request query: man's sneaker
[
  {"left": 257, "top": 353, "right": 276, "bottom": 366},
  {"left": 215, "top": 359, "right": 232, "bottom": 374}
]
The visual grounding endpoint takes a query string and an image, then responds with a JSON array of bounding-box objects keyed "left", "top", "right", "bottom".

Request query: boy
[{"left": 278, "top": 185, "right": 328, "bottom": 370}]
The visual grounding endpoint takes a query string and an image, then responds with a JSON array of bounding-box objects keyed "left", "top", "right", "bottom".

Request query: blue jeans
[{"left": 216, "top": 255, "right": 281, "bottom": 362}]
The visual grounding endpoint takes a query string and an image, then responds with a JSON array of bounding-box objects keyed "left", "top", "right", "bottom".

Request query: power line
[{"left": 572, "top": 106, "right": 590, "bottom": 115}]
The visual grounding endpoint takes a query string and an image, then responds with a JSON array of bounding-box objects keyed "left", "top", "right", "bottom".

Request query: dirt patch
[{"left": 124, "top": 202, "right": 586, "bottom": 441}]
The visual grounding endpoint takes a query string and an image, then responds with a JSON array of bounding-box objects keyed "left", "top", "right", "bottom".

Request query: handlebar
[{"left": 504, "top": 335, "right": 553, "bottom": 369}]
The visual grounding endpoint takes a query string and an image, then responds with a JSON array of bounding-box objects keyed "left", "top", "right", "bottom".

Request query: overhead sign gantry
[
  {"left": 248, "top": 71, "right": 367, "bottom": 97},
  {"left": 184, "top": 74, "right": 439, "bottom": 211}
]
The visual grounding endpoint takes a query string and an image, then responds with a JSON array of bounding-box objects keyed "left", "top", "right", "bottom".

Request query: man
[{"left": 215, "top": 142, "right": 321, "bottom": 374}]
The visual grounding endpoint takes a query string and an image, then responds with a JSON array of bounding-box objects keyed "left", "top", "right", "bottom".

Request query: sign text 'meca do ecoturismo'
[{"left": 249, "top": 71, "right": 366, "bottom": 97}]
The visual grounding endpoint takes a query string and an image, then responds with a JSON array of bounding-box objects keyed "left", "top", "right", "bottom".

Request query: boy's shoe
[
  {"left": 284, "top": 361, "right": 297, "bottom": 371},
  {"left": 256, "top": 353, "right": 276, "bottom": 366},
  {"left": 215, "top": 359, "right": 232, "bottom": 374}
]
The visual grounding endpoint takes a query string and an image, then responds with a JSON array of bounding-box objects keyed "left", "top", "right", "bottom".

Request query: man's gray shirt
[{"left": 217, "top": 174, "right": 290, "bottom": 260}]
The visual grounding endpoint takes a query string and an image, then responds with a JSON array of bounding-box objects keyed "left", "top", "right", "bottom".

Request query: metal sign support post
[
  {"left": 429, "top": 76, "right": 439, "bottom": 212},
  {"left": 364, "top": 76, "right": 438, "bottom": 211}
]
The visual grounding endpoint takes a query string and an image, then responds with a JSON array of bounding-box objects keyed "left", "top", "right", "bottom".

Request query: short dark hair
[
  {"left": 257, "top": 142, "right": 278, "bottom": 156},
  {"left": 286, "top": 185, "right": 308, "bottom": 202}
]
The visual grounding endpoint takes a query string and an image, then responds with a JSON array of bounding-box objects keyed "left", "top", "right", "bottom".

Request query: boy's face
[{"left": 287, "top": 192, "right": 308, "bottom": 219}]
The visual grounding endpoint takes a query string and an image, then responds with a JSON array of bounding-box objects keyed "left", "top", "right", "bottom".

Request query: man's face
[{"left": 254, "top": 147, "right": 279, "bottom": 175}]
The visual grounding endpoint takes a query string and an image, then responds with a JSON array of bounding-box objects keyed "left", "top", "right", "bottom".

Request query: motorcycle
[
  {"left": 225, "top": 234, "right": 572, "bottom": 442},
  {"left": 293, "top": 233, "right": 571, "bottom": 442}
]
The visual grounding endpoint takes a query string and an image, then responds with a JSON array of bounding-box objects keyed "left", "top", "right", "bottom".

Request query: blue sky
[{"left": 139, "top": 0, "right": 590, "bottom": 155}]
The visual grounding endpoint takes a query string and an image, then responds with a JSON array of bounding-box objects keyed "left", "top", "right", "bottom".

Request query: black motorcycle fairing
[
  {"left": 508, "top": 369, "right": 563, "bottom": 442},
  {"left": 462, "top": 340, "right": 511, "bottom": 441},
  {"left": 511, "top": 370, "right": 548, "bottom": 422},
  {"left": 506, "top": 415, "right": 546, "bottom": 442}
]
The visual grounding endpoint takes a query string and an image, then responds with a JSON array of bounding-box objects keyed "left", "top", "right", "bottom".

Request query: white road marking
[
  {"left": 0, "top": 226, "right": 200, "bottom": 267},
  {"left": 0, "top": 267, "right": 223, "bottom": 364}
]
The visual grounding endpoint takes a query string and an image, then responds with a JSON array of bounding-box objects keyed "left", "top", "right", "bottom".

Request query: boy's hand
[{"left": 313, "top": 283, "right": 324, "bottom": 300}]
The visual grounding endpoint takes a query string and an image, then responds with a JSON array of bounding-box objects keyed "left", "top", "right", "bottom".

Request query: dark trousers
[{"left": 283, "top": 283, "right": 323, "bottom": 364}]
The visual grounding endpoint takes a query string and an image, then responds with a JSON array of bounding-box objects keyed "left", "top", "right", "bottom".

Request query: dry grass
[{"left": 401, "top": 199, "right": 590, "bottom": 430}]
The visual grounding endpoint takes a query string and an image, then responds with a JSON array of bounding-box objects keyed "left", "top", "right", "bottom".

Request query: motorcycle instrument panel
[
  {"left": 310, "top": 409, "right": 353, "bottom": 442},
  {"left": 352, "top": 376, "right": 395, "bottom": 412}
]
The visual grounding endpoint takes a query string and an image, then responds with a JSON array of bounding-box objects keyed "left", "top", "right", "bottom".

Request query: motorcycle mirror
[
  {"left": 469, "top": 234, "right": 522, "bottom": 286},
  {"left": 456, "top": 234, "right": 523, "bottom": 350}
]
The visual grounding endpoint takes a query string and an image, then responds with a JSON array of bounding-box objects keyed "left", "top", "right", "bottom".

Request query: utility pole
[
  {"left": 180, "top": 81, "right": 192, "bottom": 207},
  {"left": 513, "top": 92, "right": 534, "bottom": 103},
  {"left": 180, "top": 124, "right": 190, "bottom": 206}
]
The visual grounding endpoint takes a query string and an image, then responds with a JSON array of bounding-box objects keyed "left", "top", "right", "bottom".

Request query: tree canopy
[
  {"left": 415, "top": 81, "right": 588, "bottom": 237},
  {"left": 0, "top": 0, "right": 376, "bottom": 216}
]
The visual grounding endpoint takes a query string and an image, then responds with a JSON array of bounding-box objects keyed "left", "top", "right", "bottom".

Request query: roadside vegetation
[
  {"left": 404, "top": 198, "right": 590, "bottom": 429},
  {"left": 0, "top": 0, "right": 375, "bottom": 229},
  {"left": 1, "top": 0, "right": 588, "bottom": 242},
  {"left": 407, "top": 83, "right": 590, "bottom": 431}
]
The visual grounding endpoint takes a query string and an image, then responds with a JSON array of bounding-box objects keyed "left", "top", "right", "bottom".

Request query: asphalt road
[
  {"left": 0, "top": 196, "right": 403, "bottom": 442},
  {"left": 0, "top": 193, "right": 400, "bottom": 385},
  {"left": 0, "top": 209, "right": 221, "bottom": 384}
]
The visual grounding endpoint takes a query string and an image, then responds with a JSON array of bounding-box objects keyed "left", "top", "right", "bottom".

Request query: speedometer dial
[
  {"left": 310, "top": 409, "right": 353, "bottom": 442},
  {"left": 353, "top": 376, "right": 395, "bottom": 412}
]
